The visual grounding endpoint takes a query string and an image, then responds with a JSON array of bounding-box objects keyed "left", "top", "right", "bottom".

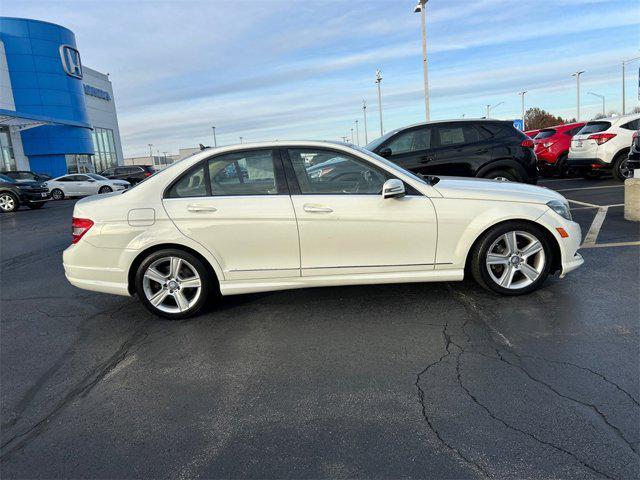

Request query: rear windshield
[
  {"left": 534, "top": 129, "right": 556, "bottom": 139},
  {"left": 578, "top": 122, "right": 611, "bottom": 135}
]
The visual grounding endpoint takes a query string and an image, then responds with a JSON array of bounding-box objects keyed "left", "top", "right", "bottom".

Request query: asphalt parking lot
[{"left": 1, "top": 177, "right": 639, "bottom": 479}]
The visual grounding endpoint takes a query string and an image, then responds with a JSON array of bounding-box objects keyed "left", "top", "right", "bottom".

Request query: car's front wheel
[
  {"left": 51, "top": 188, "right": 64, "bottom": 200},
  {"left": 471, "top": 222, "right": 551, "bottom": 295},
  {"left": 0, "top": 192, "right": 19, "bottom": 212},
  {"left": 134, "top": 249, "right": 214, "bottom": 319},
  {"left": 98, "top": 185, "right": 113, "bottom": 194}
]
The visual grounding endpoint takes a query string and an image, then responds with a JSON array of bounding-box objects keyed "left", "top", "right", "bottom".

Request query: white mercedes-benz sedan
[{"left": 63, "top": 141, "right": 584, "bottom": 319}]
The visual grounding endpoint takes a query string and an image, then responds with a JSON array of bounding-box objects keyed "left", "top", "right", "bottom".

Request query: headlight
[
  {"left": 42, "top": 182, "right": 48, "bottom": 187},
  {"left": 547, "top": 200, "right": 572, "bottom": 221}
]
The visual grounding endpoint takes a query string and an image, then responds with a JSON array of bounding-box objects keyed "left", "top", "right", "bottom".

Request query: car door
[
  {"left": 427, "top": 122, "right": 492, "bottom": 176},
  {"left": 114, "top": 167, "right": 129, "bottom": 181},
  {"left": 162, "top": 148, "right": 300, "bottom": 280},
  {"left": 56, "top": 175, "right": 77, "bottom": 195},
  {"left": 284, "top": 147, "right": 438, "bottom": 276},
  {"left": 73, "top": 175, "right": 98, "bottom": 195},
  {"left": 379, "top": 125, "right": 435, "bottom": 174}
]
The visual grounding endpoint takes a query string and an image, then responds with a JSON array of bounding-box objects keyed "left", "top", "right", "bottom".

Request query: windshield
[
  {"left": 0, "top": 173, "right": 16, "bottom": 183},
  {"left": 87, "top": 173, "right": 108, "bottom": 181},
  {"left": 364, "top": 128, "right": 404, "bottom": 151}
]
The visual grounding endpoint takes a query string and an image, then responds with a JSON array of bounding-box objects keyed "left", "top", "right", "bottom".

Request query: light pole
[
  {"left": 375, "top": 69, "right": 384, "bottom": 136},
  {"left": 362, "top": 99, "right": 368, "bottom": 144},
  {"left": 572, "top": 71, "right": 584, "bottom": 121},
  {"left": 350, "top": 127, "right": 354, "bottom": 144},
  {"left": 239, "top": 136, "right": 243, "bottom": 144},
  {"left": 518, "top": 90, "right": 527, "bottom": 130},
  {"left": 414, "top": 0, "right": 430, "bottom": 121},
  {"left": 588, "top": 91, "right": 605, "bottom": 117},
  {"left": 148, "top": 143, "right": 153, "bottom": 160},
  {"left": 622, "top": 56, "right": 640, "bottom": 115},
  {"left": 162, "top": 151, "right": 168, "bottom": 165},
  {"left": 211, "top": 126, "right": 217, "bottom": 147},
  {"left": 486, "top": 102, "right": 504, "bottom": 118},
  {"left": 355, "top": 120, "right": 360, "bottom": 146}
]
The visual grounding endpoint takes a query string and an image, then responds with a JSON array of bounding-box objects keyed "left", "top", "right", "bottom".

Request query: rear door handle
[
  {"left": 303, "top": 204, "right": 333, "bottom": 213},
  {"left": 187, "top": 204, "right": 217, "bottom": 213},
  {"left": 474, "top": 148, "right": 489, "bottom": 154},
  {"left": 420, "top": 155, "right": 435, "bottom": 163}
]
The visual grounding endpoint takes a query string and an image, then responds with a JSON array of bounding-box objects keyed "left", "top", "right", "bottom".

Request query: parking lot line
[
  {"left": 581, "top": 241, "right": 640, "bottom": 249},
  {"left": 557, "top": 185, "right": 624, "bottom": 192},
  {"left": 568, "top": 199, "right": 600, "bottom": 208},
  {"left": 582, "top": 207, "right": 608, "bottom": 246}
]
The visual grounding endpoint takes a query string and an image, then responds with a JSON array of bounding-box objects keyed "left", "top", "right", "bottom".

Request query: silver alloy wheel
[
  {"left": 486, "top": 230, "right": 546, "bottom": 289},
  {"left": 618, "top": 158, "right": 632, "bottom": 179},
  {"left": 0, "top": 193, "right": 16, "bottom": 212},
  {"left": 493, "top": 176, "right": 510, "bottom": 182},
  {"left": 51, "top": 189, "right": 63, "bottom": 200},
  {"left": 142, "top": 256, "right": 202, "bottom": 314}
]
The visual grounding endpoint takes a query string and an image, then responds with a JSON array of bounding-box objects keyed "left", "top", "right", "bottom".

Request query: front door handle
[
  {"left": 187, "top": 204, "right": 217, "bottom": 213},
  {"left": 420, "top": 155, "right": 435, "bottom": 163},
  {"left": 303, "top": 204, "right": 333, "bottom": 213}
]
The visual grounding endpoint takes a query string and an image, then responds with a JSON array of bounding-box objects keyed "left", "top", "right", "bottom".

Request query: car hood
[
  {"left": 16, "top": 180, "right": 47, "bottom": 189},
  {"left": 431, "top": 177, "right": 566, "bottom": 205}
]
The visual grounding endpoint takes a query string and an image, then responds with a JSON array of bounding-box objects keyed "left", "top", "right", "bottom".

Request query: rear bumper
[{"left": 566, "top": 157, "right": 609, "bottom": 168}]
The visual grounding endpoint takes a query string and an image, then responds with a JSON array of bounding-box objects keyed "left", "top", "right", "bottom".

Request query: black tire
[
  {"left": 482, "top": 170, "right": 518, "bottom": 182},
  {"left": 0, "top": 191, "right": 19, "bottom": 213},
  {"left": 51, "top": 188, "right": 64, "bottom": 200},
  {"left": 134, "top": 249, "right": 216, "bottom": 319},
  {"left": 470, "top": 221, "right": 552, "bottom": 296},
  {"left": 27, "top": 203, "right": 45, "bottom": 209},
  {"left": 612, "top": 152, "right": 632, "bottom": 181},
  {"left": 556, "top": 153, "right": 570, "bottom": 178},
  {"left": 98, "top": 185, "right": 113, "bottom": 194}
]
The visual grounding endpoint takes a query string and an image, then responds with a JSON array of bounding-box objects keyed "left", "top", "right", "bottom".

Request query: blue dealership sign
[{"left": 513, "top": 119, "right": 524, "bottom": 131}]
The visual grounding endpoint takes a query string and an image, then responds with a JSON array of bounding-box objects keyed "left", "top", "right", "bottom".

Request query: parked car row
[{"left": 0, "top": 171, "right": 132, "bottom": 212}]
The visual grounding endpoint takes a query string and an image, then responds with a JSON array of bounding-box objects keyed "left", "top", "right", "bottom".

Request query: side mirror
[
  {"left": 378, "top": 147, "right": 392, "bottom": 158},
  {"left": 382, "top": 179, "right": 405, "bottom": 199}
]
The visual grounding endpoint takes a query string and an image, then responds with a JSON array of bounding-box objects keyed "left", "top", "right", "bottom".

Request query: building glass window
[
  {"left": 66, "top": 154, "right": 93, "bottom": 173},
  {"left": 90, "top": 127, "right": 118, "bottom": 173},
  {"left": 0, "top": 127, "right": 17, "bottom": 172}
]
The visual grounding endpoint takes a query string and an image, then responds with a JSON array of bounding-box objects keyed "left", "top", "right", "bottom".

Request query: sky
[{"left": 4, "top": 0, "right": 640, "bottom": 156}]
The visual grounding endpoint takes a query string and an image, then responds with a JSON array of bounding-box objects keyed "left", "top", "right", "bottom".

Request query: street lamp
[
  {"left": 622, "top": 56, "right": 640, "bottom": 115},
  {"left": 414, "top": 0, "right": 430, "bottom": 121},
  {"left": 375, "top": 69, "right": 384, "bottom": 136},
  {"left": 362, "top": 99, "right": 368, "bottom": 144},
  {"left": 588, "top": 91, "right": 605, "bottom": 117},
  {"left": 211, "top": 126, "right": 217, "bottom": 147},
  {"left": 572, "top": 71, "right": 584, "bottom": 121},
  {"left": 350, "top": 127, "right": 354, "bottom": 144},
  {"left": 148, "top": 143, "right": 153, "bottom": 159},
  {"left": 518, "top": 91, "right": 527, "bottom": 130},
  {"left": 239, "top": 136, "right": 243, "bottom": 144},
  {"left": 486, "top": 102, "right": 504, "bottom": 118},
  {"left": 355, "top": 120, "right": 360, "bottom": 146}
]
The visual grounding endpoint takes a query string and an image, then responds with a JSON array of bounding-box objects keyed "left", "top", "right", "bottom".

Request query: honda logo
[{"left": 59, "top": 45, "right": 83, "bottom": 79}]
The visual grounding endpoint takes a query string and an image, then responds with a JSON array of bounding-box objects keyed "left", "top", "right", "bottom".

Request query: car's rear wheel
[
  {"left": 483, "top": 170, "right": 517, "bottom": 182},
  {"left": 51, "top": 188, "right": 64, "bottom": 200},
  {"left": 0, "top": 192, "right": 18, "bottom": 212},
  {"left": 471, "top": 222, "right": 551, "bottom": 295},
  {"left": 98, "top": 185, "right": 113, "bottom": 194},
  {"left": 612, "top": 152, "right": 632, "bottom": 181},
  {"left": 135, "top": 249, "right": 214, "bottom": 319},
  {"left": 556, "top": 153, "right": 570, "bottom": 178}
]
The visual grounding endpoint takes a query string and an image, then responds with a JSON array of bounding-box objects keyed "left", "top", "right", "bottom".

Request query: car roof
[{"left": 586, "top": 113, "right": 640, "bottom": 124}]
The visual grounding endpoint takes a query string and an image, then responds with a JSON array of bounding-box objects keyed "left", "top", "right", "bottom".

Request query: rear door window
[
  {"left": 209, "top": 149, "right": 277, "bottom": 196},
  {"left": 534, "top": 129, "right": 556, "bottom": 139},
  {"left": 621, "top": 119, "right": 640, "bottom": 130},
  {"left": 578, "top": 122, "right": 611, "bottom": 135},
  {"left": 385, "top": 128, "right": 432, "bottom": 155}
]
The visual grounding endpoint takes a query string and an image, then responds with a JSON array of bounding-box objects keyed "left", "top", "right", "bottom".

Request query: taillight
[
  {"left": 144, "top": 172, "right": 153, "bottom": 177},
  {"left": 587, "top": 133, "right": 616, "bottom": 145},
  {"left": 72, "top": 217, "right": 94, "bottom": 244},
  {"left": 521, "top": 138, "right": 534, "bottom": 148}
]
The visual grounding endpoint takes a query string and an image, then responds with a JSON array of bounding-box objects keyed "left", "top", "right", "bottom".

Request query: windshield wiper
[{"left": 417, "top": 173, "right": 440, "bottom": 185}]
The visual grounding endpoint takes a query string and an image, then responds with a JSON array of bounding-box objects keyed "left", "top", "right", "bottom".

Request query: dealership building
[{"left": 0, "top": 17, "right": 123, "bottom": 177}]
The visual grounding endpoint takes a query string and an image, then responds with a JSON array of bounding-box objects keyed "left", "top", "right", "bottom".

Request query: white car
[
  {"left": 568, "top": 113, "right": 640, "bottom": 180},
  {"left": 48, "top": 173, "right": 130, "bottom": 200},
  {"left": 63, "top": 141, "right": 583, "bottom": 319}
]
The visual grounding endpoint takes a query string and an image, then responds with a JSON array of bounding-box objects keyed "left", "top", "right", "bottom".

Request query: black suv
[
  {"left": 0, "top": 173, "right": 50, "bottom": 212},
  {"left": 99, "top": 165, "right": 156, "bottom": 185},
  {"left": 1, "top": 170, "right": 52, "bottom": 182},
  {"left": 628, "top": 130, "right": 640, "bottom": 172},
  {"left": 365, "top": 119, "right": 538, "bottom": 183}
]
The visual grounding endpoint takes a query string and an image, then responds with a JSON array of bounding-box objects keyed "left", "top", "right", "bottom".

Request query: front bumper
[
  {"left": 19, "top": 190, "right": 51, "bottom": 203},
  {"left": 536, "top": 210, "right": 584, "bottom": 277}
]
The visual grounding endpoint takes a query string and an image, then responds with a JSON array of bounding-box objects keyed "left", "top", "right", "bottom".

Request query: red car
[{"left": 533, "top": 122, "right": 585, "bottom": 177}]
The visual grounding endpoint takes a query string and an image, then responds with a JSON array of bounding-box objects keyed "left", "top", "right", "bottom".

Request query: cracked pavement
[{"left": 1, "top": 187, "right": 639, "bottom": 479}]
